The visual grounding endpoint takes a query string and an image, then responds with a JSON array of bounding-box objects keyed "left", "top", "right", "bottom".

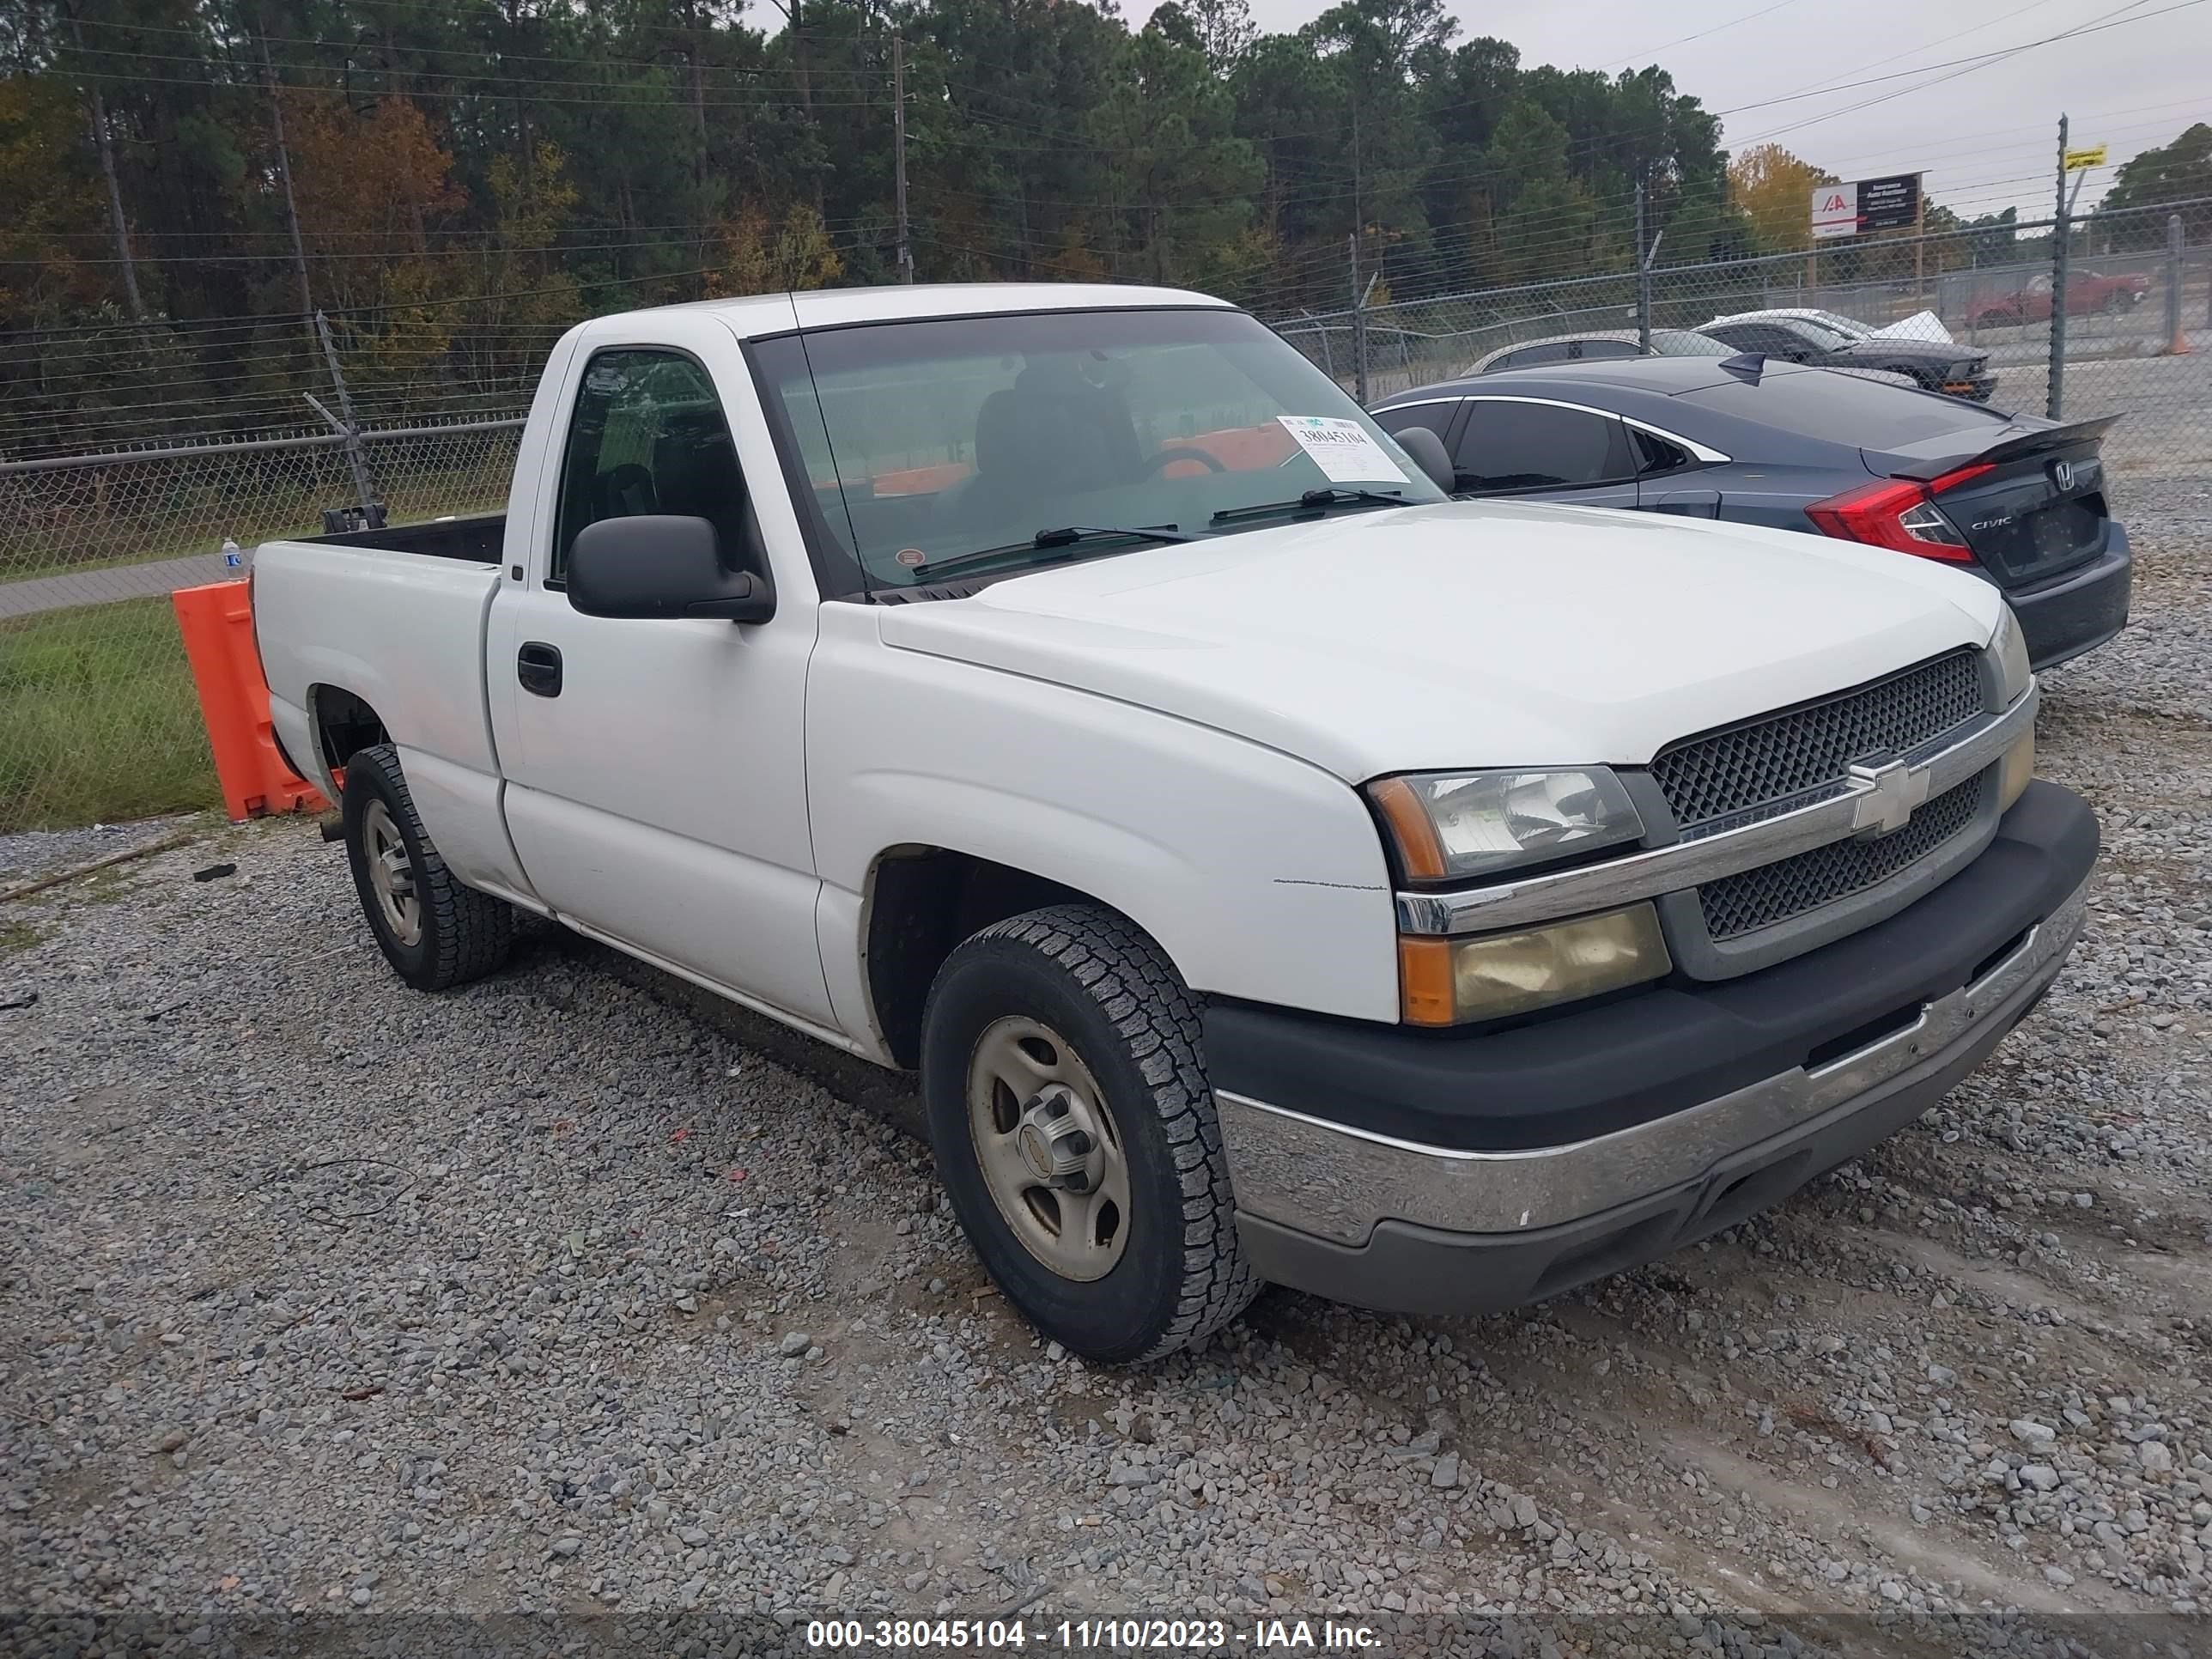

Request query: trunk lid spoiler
[{"left": 1869, "top": 413, "right": 2121, "bottom": 482}]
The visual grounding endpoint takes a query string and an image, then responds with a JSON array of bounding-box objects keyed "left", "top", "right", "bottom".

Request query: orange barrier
[{"left": 171, "top": 580, "right": 328, "bottom": 823}]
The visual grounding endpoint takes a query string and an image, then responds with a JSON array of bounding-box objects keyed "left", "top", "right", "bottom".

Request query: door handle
[{"left": 517, "top": 641, "right": 562, "bottom": 697}]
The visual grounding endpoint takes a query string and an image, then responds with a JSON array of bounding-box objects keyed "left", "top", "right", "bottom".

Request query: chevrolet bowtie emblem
[{"left": 1848, "top": 757, "right": 1930, "bottom": 837}]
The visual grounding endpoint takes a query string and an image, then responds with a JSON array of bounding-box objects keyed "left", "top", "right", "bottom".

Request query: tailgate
[{"left": 1865, "top": 416, "right": 2120, "bottom": 591}]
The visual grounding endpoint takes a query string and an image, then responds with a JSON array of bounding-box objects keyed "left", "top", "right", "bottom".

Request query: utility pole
[
  {"left": 1633, "top": 180, "right": 1651, "bottom": 350},
  {"left": 65, "top": 3, "right": 148, "bottom": 328},
  {"left": 258, "top": 19, "right": 314, "bottom": 328},
  {"left": 1350, "top": 91, "right": 1366, "bottom": 403},
  {"left": 1912, "top": 185, "right": 1924, "bottom": 305},
  {"left": 893, "top": 33, "right": 912, "bottom": 283},
  {"left": 2050, "top": 112, "right": 2069, "bottom": 419}
]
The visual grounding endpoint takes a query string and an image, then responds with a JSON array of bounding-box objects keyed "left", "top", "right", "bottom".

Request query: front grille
[
  {"left": 1698, "top": 776, "right": 1984, "bottom": 941},
  {"left": 1652, "top": 650, "right": 1983, "bottom": 829}
]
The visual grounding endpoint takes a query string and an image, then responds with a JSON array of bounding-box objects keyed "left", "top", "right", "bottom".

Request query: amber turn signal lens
[
  {"left": 2000, "top": 729, "right": 2034, "bottom": 810},
  {"left": 1369, "top": 775, "right": 1447, "bottom": 880},
  {"left": 1398, "top": 936, "right": 1459, "bottom": 1027}
]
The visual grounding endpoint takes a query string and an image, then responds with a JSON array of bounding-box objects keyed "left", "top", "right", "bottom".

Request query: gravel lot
[{"left": 4, "top": 484, "right": 2209, "bottom": 1656}]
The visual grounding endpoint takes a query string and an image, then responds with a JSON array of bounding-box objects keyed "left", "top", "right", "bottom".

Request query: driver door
[{"left": 489, "top": 320, "right": 836, "bottom": 1028}]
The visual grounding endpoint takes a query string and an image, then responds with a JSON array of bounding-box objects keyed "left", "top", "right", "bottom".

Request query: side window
[
  {"left": 1575, "top": 339, "right": 1643, "bottom": 361},
  {"left": 1705, "top": 325, "right": 1753, "bottom": 351},
  {"left": 1453, "top": 401, "right": 1634, "bottom": 493},
  {"left": 1507, "top": 342, "right": 1571, "bottom": 367},
  {"left": 550, "top": 349, "right": 750, "bottom": 583},
  {"left": 1373, "top": 402, "right": 1457, "bottom": 445},
  {"left": 1632, "top": 428, "right": 1693, "bottom": 474}
]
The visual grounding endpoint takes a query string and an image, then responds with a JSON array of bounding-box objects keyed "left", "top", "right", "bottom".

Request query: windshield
[
  {"left": 1779, "top": 317, "right": 1859, "bottom": 351},
  {"left": 1808, "top": 310, "right": 1875, "bottom": 337},
  {"left": 750, "top": 307, "right": 1445, "bottom": 592}
]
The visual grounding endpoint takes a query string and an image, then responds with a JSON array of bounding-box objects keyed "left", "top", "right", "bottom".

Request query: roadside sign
[
  {"left": 1810, "top": 183, "right": 1859, "bottom": 240},
  {"left": 2063, "top": 144, "right": 2107, "bottom": 171},
  {"left": 1859, "top": 173, "right": 1920, "bottom": 231}
]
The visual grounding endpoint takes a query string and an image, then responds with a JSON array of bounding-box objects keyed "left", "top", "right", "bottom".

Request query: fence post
[
  {"left": 2048, "top": 114, "right": 2069, "bottom": 420},
  {"left": 314, "top": 312, "right": 377, "bottom": 516},
  {"left": 2164, "top": 214, "right": 2191, "bottom": 356},
  {"left": 1349, "top": 234, "right": 1370, "bottom": 404},
  {"left": 1634, "top": 182, "right": 1653, "bottom": 350}
]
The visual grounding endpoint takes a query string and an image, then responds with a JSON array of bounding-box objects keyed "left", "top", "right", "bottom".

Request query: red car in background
[{"left": 1966, "top": 269, "right": 2151, "bottom": 328}]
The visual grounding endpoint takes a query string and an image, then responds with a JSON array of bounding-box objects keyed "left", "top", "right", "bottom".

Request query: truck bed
[
  {"left": 307, "top": 513, "right": 505, "bottom": 564},
  {"left": 252, "top": 532, "right": 506, "bottom": 799}
]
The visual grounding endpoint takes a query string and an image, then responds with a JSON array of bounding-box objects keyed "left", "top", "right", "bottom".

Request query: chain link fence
[
  {"left": 1278, "top": 207, "right": 2211, "bottom": 438},
  {"left": 1, "top": 416, "right": 521, "bottom": 833},
  {"left": 4, "top": 198, "right": 2209, "bottom": 834}
]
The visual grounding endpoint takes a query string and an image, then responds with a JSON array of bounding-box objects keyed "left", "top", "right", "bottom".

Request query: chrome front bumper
[{"left": 1218, "top": 872, "right": 2087, "bottom": 1250}]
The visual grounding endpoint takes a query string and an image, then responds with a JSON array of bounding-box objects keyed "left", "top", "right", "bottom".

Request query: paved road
[{"left": 0, "top": 553, "right": 234, "bottom": 622}]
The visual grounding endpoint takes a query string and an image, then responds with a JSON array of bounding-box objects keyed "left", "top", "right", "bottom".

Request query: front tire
[
  {"left": 342, "top": 744, "right": 514, "bottom": 991},
  {"left": 920, "top": 904, "right": 1258, "bottom": 1364}
]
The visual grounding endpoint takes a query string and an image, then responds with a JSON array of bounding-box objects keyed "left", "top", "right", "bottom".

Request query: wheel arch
[
  {"left": 307, "top": 684, "right": 391, "bottom": 798},
  {"left": 860, "top": 845, "right": 1164, "bottom": 1071}
]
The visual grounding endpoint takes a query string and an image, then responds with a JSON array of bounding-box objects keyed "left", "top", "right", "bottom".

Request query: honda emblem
[{"left": 2052, "top": 459, "right": 2075, "bottom": 491}]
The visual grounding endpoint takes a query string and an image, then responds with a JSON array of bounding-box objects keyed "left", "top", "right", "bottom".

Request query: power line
[
  {"left": 1715, "top": 0, "right": 2201, "bottom": 125},
  {"left": 1595, "top": 0, "right": 1810, "bottom": 72}
]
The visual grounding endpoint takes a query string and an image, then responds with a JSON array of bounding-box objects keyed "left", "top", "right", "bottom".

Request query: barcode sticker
[{"left": 1277, "top": 416, "right": 1410, "bottom": 486}]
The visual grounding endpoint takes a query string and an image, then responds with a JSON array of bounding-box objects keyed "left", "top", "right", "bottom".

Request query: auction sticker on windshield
[{"left": 1277, "top": 416, "right": 1410, "bottom": 485}]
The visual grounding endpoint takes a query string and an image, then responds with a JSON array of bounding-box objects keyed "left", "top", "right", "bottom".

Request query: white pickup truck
[{"left": 252, "top": 283, "right": 2097, "bottom": 1363}]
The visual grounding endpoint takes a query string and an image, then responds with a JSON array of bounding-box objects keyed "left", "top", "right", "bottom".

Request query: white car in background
[{"left": 1708, "top": 306, "right": 1958, "bottom": 347}]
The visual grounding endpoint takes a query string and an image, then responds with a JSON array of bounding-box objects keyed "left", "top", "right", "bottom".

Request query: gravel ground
[{"left": 3, "top": 486, "right": 2209, "bottom": 1656}]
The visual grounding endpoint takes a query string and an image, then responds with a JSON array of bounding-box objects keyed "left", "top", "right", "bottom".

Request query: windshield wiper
[
  {"left": 913, "top": 524, "right": 1190, "bottom": 580},
  {"left": 1209, "top": 486, "right": 1406, "bottom": 526}
]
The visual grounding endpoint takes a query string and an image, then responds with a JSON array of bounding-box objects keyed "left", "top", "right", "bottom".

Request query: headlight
[
  {"left": 1368, "top": 769, "right": 1644, "bottom": 882},
  {"left": 1398, "top": 904, "right": 1672, "bottom": 1026},
  {"left": 1990, "top": 605, "right": 2031, "bottom": 706}
]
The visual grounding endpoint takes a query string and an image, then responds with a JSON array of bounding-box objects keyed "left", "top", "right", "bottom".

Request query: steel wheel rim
[
  {"left": 965, "top": 1015, "right": 1131, "bottom": 1282},
  {"left": 362, "top": 799, "right": 422, "bottom": 947}
]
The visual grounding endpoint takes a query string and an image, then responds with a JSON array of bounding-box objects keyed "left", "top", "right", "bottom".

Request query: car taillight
[{"left": 1805, "top": 462, "right": 1994, "bottom": 562}]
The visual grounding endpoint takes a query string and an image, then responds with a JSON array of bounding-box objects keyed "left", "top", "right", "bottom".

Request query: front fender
[{"left": 806, "top": 615, "right": 1403, "bottom": 1028}]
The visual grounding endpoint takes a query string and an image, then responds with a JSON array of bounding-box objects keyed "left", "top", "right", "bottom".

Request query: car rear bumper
[
  {"left": 1207, "top": 781, "right": 2097, "bottom": 1316},
  {"left": 2001, "top": 525, "right": 2132, "bottom": 670}
]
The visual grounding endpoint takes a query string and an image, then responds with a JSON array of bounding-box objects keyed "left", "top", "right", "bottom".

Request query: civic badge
[
  {"left": 2052, "top": 459, "right": 2075, "bottom": 491},
  {"left": 1848, "top": 757, "right": 1930, "bottom": 838}
]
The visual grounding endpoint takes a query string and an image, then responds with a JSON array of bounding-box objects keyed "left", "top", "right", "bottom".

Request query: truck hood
[{"left": 873, "top": 501, "right": 2002, "bottom": 781}]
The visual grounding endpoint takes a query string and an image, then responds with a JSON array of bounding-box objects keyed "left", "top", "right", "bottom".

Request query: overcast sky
[{"left": 1200, "top": 0, "right": 2212, "bottom": 221}]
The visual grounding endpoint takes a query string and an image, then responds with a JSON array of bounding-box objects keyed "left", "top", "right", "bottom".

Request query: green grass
[{"left": 0, "top": 597, "right": 222, "bottom": 832}]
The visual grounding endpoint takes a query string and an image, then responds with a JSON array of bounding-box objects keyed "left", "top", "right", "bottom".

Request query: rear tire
[
  {"left": 920, "top": 904, "right": 1258, "bottom": 1364},
  {"left": 342, "top": 743, "right": 514, "bottom": 991}
]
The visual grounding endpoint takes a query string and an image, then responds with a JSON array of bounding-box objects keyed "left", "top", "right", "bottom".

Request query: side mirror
[
  {"left": 1392, "top": 424, "right": 1457, "bottom": 495},
  {"left": 566, "top": 514, "right": 775, "bottom": 623}
]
